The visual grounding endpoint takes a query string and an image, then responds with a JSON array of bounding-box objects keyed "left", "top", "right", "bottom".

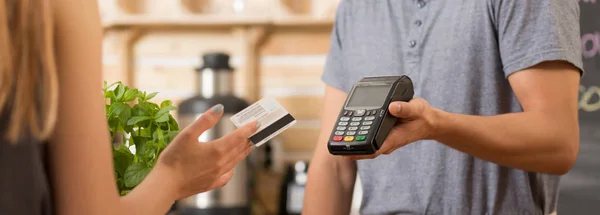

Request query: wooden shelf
[
  {"left": 271, "top": 16, "right": 334, "bottom": 27},
  {"left": 103, "top": 15, "right": 269, "bottom": 30},
  {"left": 101, "top": 14, "right": 333, "bottom": 103},
  {"left": 103, "top": 15, "right": 333, "bottom": 30}
]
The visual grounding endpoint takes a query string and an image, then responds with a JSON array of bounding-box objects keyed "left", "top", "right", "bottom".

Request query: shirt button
[
  {"left": 417, "top": 1, "right": 426, "bottom": 8},
  {"left": 409, "top": 40, "right": 417, "bottom": 48},
  {"left": 415, "top": 20, "right": 422, "bottom": 26}
]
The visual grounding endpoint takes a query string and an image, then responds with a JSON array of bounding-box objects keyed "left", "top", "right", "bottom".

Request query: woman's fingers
[
  {"left": 218, "top": 140, "right": 253, "bottom": 176},
  {"left": 185, "top": 104, "right": 225, "bottom": 138},
  {"left": 216, "top": 121, "right": 259, "bottom": 151}
]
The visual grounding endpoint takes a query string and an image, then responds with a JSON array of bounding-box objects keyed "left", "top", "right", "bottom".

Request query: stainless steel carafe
[{"left": 175, "top": 52, "right": 252, "bottom": 215}]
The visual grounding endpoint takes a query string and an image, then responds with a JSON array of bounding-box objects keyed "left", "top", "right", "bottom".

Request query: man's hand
[
  {"left": 347, "top": 98, "right": 438, "bottom": 160},
  {"left": 349, "top": 61, "right": 580, "bottom": 174}
]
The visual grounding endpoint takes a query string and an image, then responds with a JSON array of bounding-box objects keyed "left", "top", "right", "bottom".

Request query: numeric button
[
  {"left": 340, "top": 117, "right": 350, "bottom": 122},
  {"left": 365, "top": 116, "right": 375, "bottom": 121},
  {"left": 363, "top": 121, "right": 373, "bottom": 126},
  {"left": 355, "top": 110, "right": 366, "bottom": 116},
  {"left": 346, "top": 131, "right": 356, "bottom": 136},
  {"left": 337, "top": 126, "right": 347, "bottom": 131},
  {"left": 352, "top": 117, "right": 363, "bottom": 122},
  {"left": 358, "top": 131, "right": 368, "bottom": 135},
  {"left": 338, "top": 122, "right": 348, "bottom": 126},
  {"left": 335, "top": 131, "right": 344, "bottom": 136},
  {"left": 360, "top": 126, "right": 371, "bottom": 130},
  {"left": 350, "top": 122, "right": 360, "bottom": 126},
  {"left": 348, "top": 127, "right": 358, "bottom": 131}
]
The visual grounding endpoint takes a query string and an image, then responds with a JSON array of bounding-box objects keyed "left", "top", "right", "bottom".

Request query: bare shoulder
[{"left": 51, "top": 0, "right": 102, "bottom": 35}]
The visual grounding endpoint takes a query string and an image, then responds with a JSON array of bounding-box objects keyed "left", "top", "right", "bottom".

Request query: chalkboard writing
[
  {"left": 559, "top": 1, "right": 600, "bottom": 214},
  {"left": 582, "top": 32, "right": 599, "bottom": 59},
  {"left": 580, "top": 85, "right": 600, "bottom": 112}
]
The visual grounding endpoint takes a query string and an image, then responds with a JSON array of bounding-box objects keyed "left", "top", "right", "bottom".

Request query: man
[{"left": 303, "top": 0, "right": 583, "bottom": 215}]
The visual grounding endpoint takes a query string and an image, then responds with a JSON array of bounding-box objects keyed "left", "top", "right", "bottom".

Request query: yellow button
[{"left": 344, "top": 136, "right": 354, "bottom": 142}]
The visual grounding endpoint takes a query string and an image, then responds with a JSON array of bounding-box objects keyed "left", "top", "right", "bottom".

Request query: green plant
[{"left": 103, "top": 81, "right": 180, "bottom": 195}]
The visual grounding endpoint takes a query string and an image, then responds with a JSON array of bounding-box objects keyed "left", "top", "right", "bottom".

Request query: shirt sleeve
[
  {"left": 494, "top": 0, "right": 584, "bottom": 77},
  {"left": 321, "top": 0, "right": 351, "bottom": 93}
]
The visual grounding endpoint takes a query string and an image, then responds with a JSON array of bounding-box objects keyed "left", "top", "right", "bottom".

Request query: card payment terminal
[{"left": 327, "top": 76, "right": 414, "bottom": 155}]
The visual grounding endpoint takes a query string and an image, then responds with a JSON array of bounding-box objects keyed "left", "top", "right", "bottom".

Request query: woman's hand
[{"left": 155, "top": 104, "right": 259, "bottom": 199}]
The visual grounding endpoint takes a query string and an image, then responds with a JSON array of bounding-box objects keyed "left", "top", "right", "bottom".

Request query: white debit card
[{"left": 230, "top": 97, "right": 296, "bottom": 148}]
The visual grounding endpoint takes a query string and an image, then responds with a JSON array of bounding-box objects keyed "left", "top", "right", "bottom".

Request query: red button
[{"left": 333, "top": 136, "right": 343, "bottom": 142}]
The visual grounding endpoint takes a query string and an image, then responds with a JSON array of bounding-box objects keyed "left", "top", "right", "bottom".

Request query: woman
[{"left": 0, "top": 0, "right": 258, "bottom": 214}]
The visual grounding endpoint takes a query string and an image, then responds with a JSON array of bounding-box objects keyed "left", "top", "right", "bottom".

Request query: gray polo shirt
[{"left": 321, "top": 0, "right": 583, "bottom": 214}]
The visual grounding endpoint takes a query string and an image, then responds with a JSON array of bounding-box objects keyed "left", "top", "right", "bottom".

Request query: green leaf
[
  {"left": 134, "top": 137, "right": 156, "bottom": 162},
  {"left": 108, "top": 117, "right": 121, "bottom": 132},
  {"left": 143, "top": 141, "right": 157, "bottom": 159},
  {"left": 132, "top": 104, "right": 150, "bottom": 117},
  {"left": 154, "top": 106, "right": 177, "bottom": 121},
  {"left": 140, "top": 127, "right": 152, "bottom": 137},
  {"left": 168, "top": 115, "right": 179, "bottom": 131},
  {"left": 106, "top": 81, "right": 121, "bottom": 91},
  {"left": 124, "top": 163, "right": 152, "bottom": 188},
  {"left": 156, "top": 128, "right": 165, "bottom": 148},
  {"left": 119, "top": 105, "right": 132, "bottom": 133},
  {"left": 115, "top": 84, "right": 126, "bottom": 101},
  {"left": 127, "top": 116, "right": 152, "bottom": 126},
  {"left": 120, "top": 190, "right": 131, "bottom": 196},
  {"left": 140, "top": 102, "right": 159, "bottom": 116},
  {"left": 104, "top": 91, "right": 116, "bottom": 101},
  {"left": 122, "top": 89, "right": 139, "bottom": 102},
  {"left": 132, "top": 136, "right": 152, "bottom": 161},
  {"left": 160, "top": 100, "right": 172, "bottom": 108},
  {"left": 132, "top": 136, "right": 151, "bottom": 147},
  {"left": 113, "top": 144, "right": 134, "bottom": 177},
  {"left": 109, "top": 103, "right": 129, "bottom": 118},
  {"left": 145, "top": 92, "right": 158, "bottom": 100},
  {"left": 155, "top": 114, "right": 169, "bottom": 123}
]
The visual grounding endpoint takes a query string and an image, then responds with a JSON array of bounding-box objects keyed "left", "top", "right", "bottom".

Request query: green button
[{"left": 355, "top": 136, "right": 366, "bottom": 141}]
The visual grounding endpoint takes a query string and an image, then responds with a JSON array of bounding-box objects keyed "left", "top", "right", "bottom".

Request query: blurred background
[
  {"left": 99, "top": 1, "right": 349, "bottom": 215},
  {"left": 97, "top": 0, "right": 600, "bottom": 215}
]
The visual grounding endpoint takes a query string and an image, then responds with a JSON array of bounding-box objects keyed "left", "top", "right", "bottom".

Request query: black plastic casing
[{"left": 327, "top": 76, "right": 414, "bottom": 155}]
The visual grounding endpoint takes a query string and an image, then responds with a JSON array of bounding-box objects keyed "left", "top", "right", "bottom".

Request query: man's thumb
[{"left": 389, "top": 99, "right": 425, "bottom": 119}]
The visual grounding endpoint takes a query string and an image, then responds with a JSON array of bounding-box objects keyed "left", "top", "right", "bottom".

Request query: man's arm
[
  {"left": 428, "top": 0, "right": 582, "bottom": 175},
  {"left": 367, "top": 60, "right": 582, "bottom": 175},
  {"left": 302, "top": 86, "right": 357, "bottom": 215},
  {"left": 431, "top": 61, "right": 580, "bottom": 175}
]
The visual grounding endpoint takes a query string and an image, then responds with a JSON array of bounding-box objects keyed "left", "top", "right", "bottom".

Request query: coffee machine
[{"left": 175, "top": 52, "right": 253, "bottom": 215}]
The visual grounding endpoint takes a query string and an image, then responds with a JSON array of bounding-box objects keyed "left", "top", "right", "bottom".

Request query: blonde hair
[{"left": 0, "top": 0, "right": 58, "bottom": 143}]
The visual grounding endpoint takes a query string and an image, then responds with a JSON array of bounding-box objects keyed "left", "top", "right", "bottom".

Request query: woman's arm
[
  {"left": 49, "top": 0, "right": 124, "bottom": 214},
  {"left": 49, "top": 1, "right": 257, "bottom": 214}
]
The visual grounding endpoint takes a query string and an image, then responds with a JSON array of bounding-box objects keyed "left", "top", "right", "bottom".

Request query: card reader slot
[{"left": 328, "top": 143, "right": 374, "bottom": 155}]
